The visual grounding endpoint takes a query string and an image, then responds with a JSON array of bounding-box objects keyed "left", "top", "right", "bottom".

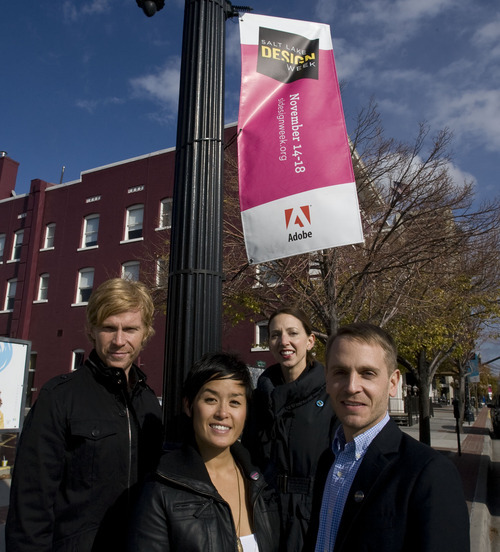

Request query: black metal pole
[{"left": 162, "top": 0, "right": 233, "bottom": 443}]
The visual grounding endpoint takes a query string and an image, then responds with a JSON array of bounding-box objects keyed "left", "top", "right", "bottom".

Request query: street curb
[{"left": 469, "top": 434, "right": 492, "bottom": 552}]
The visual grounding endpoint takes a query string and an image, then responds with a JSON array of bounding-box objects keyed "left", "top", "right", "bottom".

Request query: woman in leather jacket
[
  {"left": 128, "top": 352, "right": 280, "bottom": 552},
  {"left": 244, "top": 307, "right": 338, "bottom": 552}
]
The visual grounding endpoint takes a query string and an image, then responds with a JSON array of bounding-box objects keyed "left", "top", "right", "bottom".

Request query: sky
[{"left": 1, "top": 0, "right": 499, "bottom": 371}]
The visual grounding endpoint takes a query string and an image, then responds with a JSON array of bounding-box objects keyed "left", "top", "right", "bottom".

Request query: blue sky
[{"left": 2, "top": 0, "right": 499, "bottom": 368}]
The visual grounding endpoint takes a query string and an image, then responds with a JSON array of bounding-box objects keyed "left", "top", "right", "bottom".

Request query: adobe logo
[{"left": 284, "top": 205, "right": 311, "bottom": 229}]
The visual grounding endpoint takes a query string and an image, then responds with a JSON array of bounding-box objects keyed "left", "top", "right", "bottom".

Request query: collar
[
  {"left": 333, "top": 413, "right": 390, "bottom": 456},
  {"left": 86, "top": 349, "right": 146, "bottom": 392}
]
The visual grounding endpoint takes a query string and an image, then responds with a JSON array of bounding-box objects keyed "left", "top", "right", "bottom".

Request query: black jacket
[
  {"left": 6, "top": 350, "right": 163, "bottom": 552},
  {"left": 128, "top": 441, "right": 280, "bottom": 552},
  {"left": 244, "top": 361, "right": 338, "bottom": 552},
  {"left": 305, "top": 420, "right": 470, "bottom": 551}
]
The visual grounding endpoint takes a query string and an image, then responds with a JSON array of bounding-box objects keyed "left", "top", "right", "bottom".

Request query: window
[
  {"left": 156, "top": 258, "right": 168, "bottom": 288},
  {"left": 5, "top": 279, "right": 17, "bottom": 311},
  {"left": 43, "top": 224, "right": 56, "bottom": 249},
  {"left": 308, "top": 255, "right": 322, "bottom": 279},
  {"left": 122, "top": 261, "right": 140, "bottom": 281},
  {"left": 125, "top": 205, "right": 144, "bottom": 241},
  {"left": 11, "top": 229, "right": 24, "bottom": 261},
  {"left": 159, "top": 198, "right": 173, "bottom": 229},
  {"left": 0, "top": 234, "right": 5, "bottom": 262},
  {"left": 82, "top": 215, "right": 99, "bottom": 248},
  {"left": 72, "top": 349, "right": 85, "bottom": 371},
  {"left": 255, "top": 262, "right": 280, "bottom": 288},
  {"left": 252, "top": 321, "right": 269, "bottom": 351},
  {"left": 76, "top": 268, "right": 94, "bottom": 304},
  {"left": 37, "top": 273, "right": 49, "bottom": 301}
]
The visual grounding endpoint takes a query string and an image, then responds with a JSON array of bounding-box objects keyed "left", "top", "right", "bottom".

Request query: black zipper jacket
[
  {"left": 128, "top": 441, "right": 280, "bottom": 552},
  {"left": 244, "top": 360, "right": 338, "bottom": 552},
  {"left": 6, "top": 350, "right": 163, "bottom": 552}
]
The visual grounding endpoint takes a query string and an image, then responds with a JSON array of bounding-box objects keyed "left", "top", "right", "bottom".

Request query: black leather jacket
[
  {"left": 128, "top": 441, "right": 280, "bottom": 552},
  {"left": 244, "top": 360, "right": 338, "bottom": 552},
  {"left": 6, "top": 350, "right": 163, "bottom": 552}
]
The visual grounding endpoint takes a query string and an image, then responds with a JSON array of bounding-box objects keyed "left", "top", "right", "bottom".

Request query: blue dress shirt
[{"left": 315, "top": 413, "right": 390, "bottom": 552}]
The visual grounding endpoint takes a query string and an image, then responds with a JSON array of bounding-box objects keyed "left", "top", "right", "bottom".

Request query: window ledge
[{"left": 120, "top": 237, "right": 144, "bottom": 245}]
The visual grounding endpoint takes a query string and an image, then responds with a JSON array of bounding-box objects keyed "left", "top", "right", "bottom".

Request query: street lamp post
[{"left": 136, "top": 0, "right": 247, "bottom": 442}]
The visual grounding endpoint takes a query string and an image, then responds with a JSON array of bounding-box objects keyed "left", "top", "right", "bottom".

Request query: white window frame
[
  {"left": 10, "top": 229, "right": 24, "bottom": 261},
  {"left": 254, "top": 263, "right": 280, "bottom": 288},
  {"left": 4, "top": 279, "right": 17, "bottom": 311},
  {"left": 36, "top": 273, "right": 50, "bottom": 302},
  {"left": 42, "top": 223, "right": 56, "bottom": 250},
  {"left": 251, "top": 320, "right": 270, "bottom": 351},
  {"left": 72, "top": 349, "right": 85, "bottom": 371},
  {"left": 74, "top": 268, "right": 94, "bottom": 305},
  {"left": 0, "top": 234, "right": 5, "bottom": 262},
  {"left": 123, "top": 205, "right": 144, "bottom": 242},
  {"left": 156, "top": 257, "right": 168, "bottom": 288},
  {"left": 122, "top": 261, "right": 140, "bottom": 281},
  {"left": 81, "top": 215, "right": 99, "bottom": 249},
  {"left": 158, "top": 198, "right": 173, "bottom": 230}
]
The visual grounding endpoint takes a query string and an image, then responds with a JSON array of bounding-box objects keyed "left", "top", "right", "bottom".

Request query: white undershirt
[{"left": 240, "top": 533, "right": 259, "bottom": 552}]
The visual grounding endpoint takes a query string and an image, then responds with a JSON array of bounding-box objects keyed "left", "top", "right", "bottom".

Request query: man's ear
[{"left": 182, "top": 397, "right": 192, "bottom": 417}]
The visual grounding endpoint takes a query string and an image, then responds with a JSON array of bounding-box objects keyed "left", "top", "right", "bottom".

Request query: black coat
[
  {"left": 244, "top": 361, "right": 338, "bottom": 552},
  {"left": 128, "top": 441, "right": 280, "bottom": 552},
  {"left": 305, "top": 420, "right": 470, "bottom": 552},
  {"left": 6, "top": 350, "right": 163, "bottom": 552}
]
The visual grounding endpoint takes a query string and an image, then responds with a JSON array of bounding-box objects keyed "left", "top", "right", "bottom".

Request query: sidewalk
[{"left": 400, "top": 404, "right": 492, "bottom": 552}]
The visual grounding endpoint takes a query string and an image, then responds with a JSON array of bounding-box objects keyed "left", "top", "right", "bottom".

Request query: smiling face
[
  {"left": 186, "top": 377, "right": 247, "bottom": 455},
  {"left": 325, "top": 336, "right": 400, "bottom": 442},
  {"left": 268, "top": 313, "right": 315, "bottom": 382},
  {"left": 90, "top": 309, "right": 146, "bottom": 377}
]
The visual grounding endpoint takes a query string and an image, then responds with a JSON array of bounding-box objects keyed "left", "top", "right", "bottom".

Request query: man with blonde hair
[{"left": 7, "top": 278, "right": 163, "bottom": 551}]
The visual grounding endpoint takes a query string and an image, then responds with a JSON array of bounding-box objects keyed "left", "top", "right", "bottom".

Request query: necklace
[{"left": 234, "top": 460, "right": 243, "bottom": 552}]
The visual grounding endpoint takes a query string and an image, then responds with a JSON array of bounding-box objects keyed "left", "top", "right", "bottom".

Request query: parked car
[{"left": 488, "top": 394, "right": 500, "bottom": 437}]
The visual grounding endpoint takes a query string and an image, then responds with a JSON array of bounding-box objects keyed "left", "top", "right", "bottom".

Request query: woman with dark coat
[
  {"left": 128, "top": 352, "right": 280, "bottom": 552},
  {"left": 244, "top": 308, "right": 338, "bottom": 552}
]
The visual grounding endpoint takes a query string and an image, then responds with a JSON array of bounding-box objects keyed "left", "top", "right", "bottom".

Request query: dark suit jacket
[{"left": 306, "top": 420, "right": 470, "bottom": 552}]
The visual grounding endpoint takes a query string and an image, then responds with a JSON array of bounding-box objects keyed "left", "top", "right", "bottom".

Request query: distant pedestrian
[{"left": 307, "top": 322, "right": 469, "bottom": 552}]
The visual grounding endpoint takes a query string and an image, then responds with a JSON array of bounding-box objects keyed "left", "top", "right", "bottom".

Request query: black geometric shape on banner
[{"left": 257, "top": 27, "right": 319, "bottom": 84}]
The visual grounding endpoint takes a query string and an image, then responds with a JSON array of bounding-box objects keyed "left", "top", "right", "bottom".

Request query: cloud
[
  {"left": 129, "top": 58, "right": 181, "bottom": 120},
  {"left": 445, "top": 161, "right": 477, "bottom": 190},
  {"left": 348, "top": 0, "right": 454, "bottom": 29},
  {"left": 434, "top": 89, "right": 500, "bottom": 152},
  {"left": 75, "top": 96, "right": 125, "bottom": 113},
  {"left": 63, "top": 0, "right": 114, "bottom": 23}
]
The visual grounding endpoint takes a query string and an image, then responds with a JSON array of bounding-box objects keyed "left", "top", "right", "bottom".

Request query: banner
[
  {"left": 0, "top": 337, "right": 31, "bottom": 432},
  {"left": 238, "top": 13, "right": 364, "bottom": 264}
]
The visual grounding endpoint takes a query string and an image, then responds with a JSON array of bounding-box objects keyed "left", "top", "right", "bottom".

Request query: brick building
[{"left": 0, "top": 126, "right": 274, "bottom": 405}]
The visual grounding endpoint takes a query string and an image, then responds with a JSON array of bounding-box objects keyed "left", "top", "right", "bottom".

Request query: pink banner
[{"left": 238, "top": 14, "right": 363, "bottom": 264}]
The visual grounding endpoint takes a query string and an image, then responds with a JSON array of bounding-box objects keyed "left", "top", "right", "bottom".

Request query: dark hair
[
  {"left": 268, "top": 307, "right": 315, "bottom": 364},
  {"left": 326, "top": 322, "right": 398, "bottom": 374},
  {"left": 183, "top": 352, "right": 252, "bottom": 409}
]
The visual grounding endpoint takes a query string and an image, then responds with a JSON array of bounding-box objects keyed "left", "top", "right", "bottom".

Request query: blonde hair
[
  {"left": 326, "top": 322, "right": 398, "bottom": 374},
  {"left": 86, "top": 278, "right": 155, "bottom": 345}
]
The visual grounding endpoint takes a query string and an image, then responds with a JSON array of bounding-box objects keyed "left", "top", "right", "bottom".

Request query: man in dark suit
[{"left": 308, "top": 322, "right": 469, "bottom": 552}]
